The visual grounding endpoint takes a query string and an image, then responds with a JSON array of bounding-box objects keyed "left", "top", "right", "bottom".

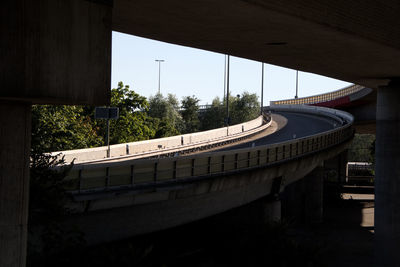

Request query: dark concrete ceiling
[{"left": 112, "top": 0, "right": 400, "bottom": 89}]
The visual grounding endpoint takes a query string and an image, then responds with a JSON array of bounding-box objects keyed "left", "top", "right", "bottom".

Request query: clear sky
[{"left": 112, "top": 31, "right": 352, "bottom": 106}]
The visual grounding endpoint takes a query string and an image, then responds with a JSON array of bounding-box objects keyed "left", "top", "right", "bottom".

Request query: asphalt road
[{"left": 218, "top": 111, "right": 339, "bottom": 151}]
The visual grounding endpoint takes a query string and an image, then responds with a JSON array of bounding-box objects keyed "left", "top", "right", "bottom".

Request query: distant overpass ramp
[{"left": 271, "top": 84, "right": 376, "bottom": 133}]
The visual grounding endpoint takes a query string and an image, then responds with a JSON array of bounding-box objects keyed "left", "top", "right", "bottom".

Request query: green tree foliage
[
  {"left": 31, "top": 105, "right": 102, "bottom": 153},
  {"left": 148, "top": 93, "right": 183, "bottom": 137},
  {"left": 106, "top": 82, "right": 156, "bottom": 144},
  {"left": 229, "top": 92, "right": 260, "bottom": 125},
  {"left": 199, "top": 97, "right": 225, "bottom": 130},
  {"left": 200, "top": 92, "right": 260, "bottom": 130},
  {"left": 31, "top": 82, "right": 157, "bottom": 152},
  {"left": 31, "top": 82, "right": 262, "bottom": 153},
  {"left": 348, "top": 134, "right": 375, "bottom": 162},
  {"left": 28, "top": 152, "right": 85, "bottom": 266},
  {"left": 181, "top": 95, "right": 200, "bottom": 133}
]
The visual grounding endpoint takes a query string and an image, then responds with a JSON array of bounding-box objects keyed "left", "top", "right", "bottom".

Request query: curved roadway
[{"left": 218, "top": 111, "right": 339, "bottom": 151}]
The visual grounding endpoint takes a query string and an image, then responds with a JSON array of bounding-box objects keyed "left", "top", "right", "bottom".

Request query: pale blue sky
[{"left": 112, "top": 32, "right": 351, "bottom": 106}]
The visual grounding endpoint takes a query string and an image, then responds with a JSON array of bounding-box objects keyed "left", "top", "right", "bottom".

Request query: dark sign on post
[
  {"left": 95, "top": 107, "right": 119, "bottom": 157},
  {"left": 95, "top": 107, "right": 119, "bottom": 120}
]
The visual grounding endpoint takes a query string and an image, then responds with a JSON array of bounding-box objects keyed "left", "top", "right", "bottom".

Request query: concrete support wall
[
  {"left": 0, "top": 102, "right": 31, "bottom": 267},
  {"left": 282, "top": 165, "right": 324, "bottom": 224},
  {"left": 338, "top": 150, "right": 348, "bottom": 184},
  {"left": 324, "top": 150, "right": 348, "bottom": 184},
  {"left": 304, "top": 166, "right": 324, "bottom": 224},
  {"left": 375, "top": 83, "right": 400, "bottom": 266}
]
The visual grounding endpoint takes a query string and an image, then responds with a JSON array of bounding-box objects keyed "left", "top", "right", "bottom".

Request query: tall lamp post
[
  {"left": 155, "top": 59, "right": 165, "bottom": 94},
  {"left": 226, "top": 55, "right": 230, "bottom": 126},
  {"left": 295, "top": 70, "right": 299, "bottom": 99},
  {"left": 261, "top": 62, "right": 264, "bottom": 114},
  {"left": 224, "top": 55, "right": 227, "bottom": 101}
]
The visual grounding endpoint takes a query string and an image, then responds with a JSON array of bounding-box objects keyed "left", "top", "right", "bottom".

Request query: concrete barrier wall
[
  {"left": 270, "top": 84, "right": 364, "bottom": 106},
  {"left": 53, "top": 115, "right": 264, "bottom": 163},
  {"left": 66, "top": 106, "right": 353, "bottom": 194}
]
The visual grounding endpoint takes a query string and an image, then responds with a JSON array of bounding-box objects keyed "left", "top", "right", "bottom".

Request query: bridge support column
[
  {"left": 0, "top": 102, "right": 31, "bottom": 267},
  {"left": 304, "top": 165, "right": 324, "bottom": 224},
  {"left": 338, "top": 150, "right": 348, "bottom": 184},
  {"left": 375, "top": 82, "right": 400, "bottom": 266},
  {"left": 262, "top": 199, "right": 281, "bottom": 223},
  {"left": 282, "top": 165, "right": 323, "bottom": 224},
  {"left": 324, "top": 150, "right": 348, "bottom": 184}
]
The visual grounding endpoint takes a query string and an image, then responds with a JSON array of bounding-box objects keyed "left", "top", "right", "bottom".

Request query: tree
[
  {"left": 105, "top": 82, "right": 156, "bottom": 144},
  {"left": 199, "top": 97, "right": 225, "bottom": 130},
  {"left": 348, "top": 134, "right": 375, "bottom": 162},
  {"left": 31, "top": 105, "right": 102, "bottom": 153},
  {"left": 200, "top": 92, "right": 260, "bottom": 131},
  {"left": 230, "top": 92, "right": 260, "bottom": 125},
  {"left": 181, "top": 95, "right": 200, "bottom": 133},
  {"left": 148, "top": 93, "right": 183, "bottom": 136}
]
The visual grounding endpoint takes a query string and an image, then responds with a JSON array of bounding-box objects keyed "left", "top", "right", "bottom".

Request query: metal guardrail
[
  {"left": 270, "top": 84, "right": 364, "bottom": 105},
  {"left": 65, "top": 105, "right": 354, "bottom": 196}
]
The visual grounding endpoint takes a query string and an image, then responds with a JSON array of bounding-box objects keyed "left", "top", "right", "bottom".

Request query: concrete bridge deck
[{"left": 53, "top": 105, "right": 354, "bottom": 245}]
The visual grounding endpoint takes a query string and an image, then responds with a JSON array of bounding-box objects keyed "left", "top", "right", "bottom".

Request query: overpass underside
[
  {"left": 2, "top": 1, "right": 400, "bottom": 266},
  {"left": 64, "top": 141, "right": 350, "bottom": 245}
]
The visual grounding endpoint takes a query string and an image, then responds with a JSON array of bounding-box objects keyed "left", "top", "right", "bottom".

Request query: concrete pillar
[
  {"left": 324, "top": 150, "right": 347, "bottom": 184},
  {"left": 337, "top": 150, "right": 348, "bottom": 184},
  {"left": 304, "top": 166, "right": 324, "bottom": 224},
  {"left": 263, "top": 200, "right": 281, "bottom": 223},
  {"left": 281, "top": 178, "right": 305, "bottom": 224},
  {"left": 0, "top": 102, "right": 31, "bottom": 267},
  {"left": 282, "top": 165, "right": 324, "bottom": 225},
  {"left": 375, "top": 82, "right": 400, "bottom": 266}
]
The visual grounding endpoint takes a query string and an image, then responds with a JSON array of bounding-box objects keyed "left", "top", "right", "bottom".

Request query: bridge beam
[
  {"left": 375, "top": 81, "right": 400, "bottom": 266},
  {"left": 0, "top": 102, "right": 31, "bottom": 267}
]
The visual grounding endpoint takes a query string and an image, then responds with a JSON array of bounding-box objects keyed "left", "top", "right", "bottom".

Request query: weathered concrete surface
[
  {"left": 1, "top": 0, "right": 112, "bottom": 105},
  {"left": 375, "top": 82, "right": 400, "bottom": 266},
  {"left": 0, "top": 102, "right": 31, "bottom": 267}
]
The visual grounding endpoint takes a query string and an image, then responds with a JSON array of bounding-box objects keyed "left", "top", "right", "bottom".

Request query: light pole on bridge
[
  {"left": 155, "top": 59, "right": 165, "bottom": 94},
  {"left": 261, "top": 62, "right": 264, "bottom": 115},
  {"left": 226, "top": 55, "right": 230, "bottom": 126},
  {"left": 295, "top": 70, "right": 299, "bottom": 99}
]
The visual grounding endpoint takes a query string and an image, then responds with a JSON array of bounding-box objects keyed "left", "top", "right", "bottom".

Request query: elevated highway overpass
[
  {"left": 48, "top": 105, "right": 354, "bottom": 245},
  {"left": 2, "top": 1, "right": 400, "bottom": 266},
  {"left": 271, "top": 84, "right": 377, "bottom": 133}
]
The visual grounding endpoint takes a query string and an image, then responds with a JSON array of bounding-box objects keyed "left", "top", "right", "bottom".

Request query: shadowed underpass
[{"left": 38, "top": 190, "right": 374, "bottom": 267}]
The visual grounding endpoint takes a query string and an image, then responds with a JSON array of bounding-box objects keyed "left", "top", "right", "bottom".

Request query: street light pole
[
  {"left": 155, "top": 59, "right": 165, "bottom": 94},
  {"left": 295, "top": 70, "right": 299, "bottom": 99},
  {"left": 261, "top": 62, "right": 264, "bottom": 115},
  {"left": 224, "top": 55, "right": 227, "bottom": 102},
  {"left": 226, "top": 55, "right": 230, "bottom": 126}
]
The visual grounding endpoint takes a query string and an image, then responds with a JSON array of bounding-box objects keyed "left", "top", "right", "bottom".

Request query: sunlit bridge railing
[{"left": 270, "top": 84, "right": 364, "bottom": 106}]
